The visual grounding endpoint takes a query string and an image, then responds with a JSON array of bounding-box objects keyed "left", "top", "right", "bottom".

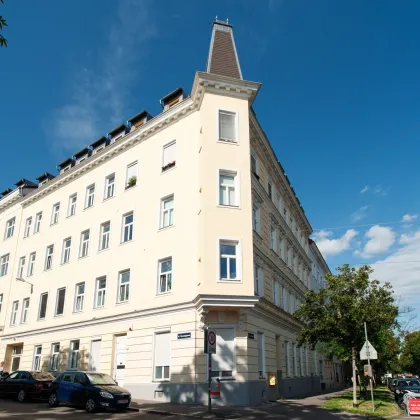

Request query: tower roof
[{"left": 206, "top": 19, "right": 243, "bottom": 80}]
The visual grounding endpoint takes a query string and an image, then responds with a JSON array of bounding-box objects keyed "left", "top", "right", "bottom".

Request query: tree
[
  {"left": 294, "top": 265, "right": 399, "bottom": 407},
  {"left": 0, "top": 0, "right": 8, "bottom": 48},
  {"left": 400, "top": 331, "right": 420, "bottom": 375}
]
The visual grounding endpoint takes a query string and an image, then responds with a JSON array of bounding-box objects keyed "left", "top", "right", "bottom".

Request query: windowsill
[
  {"left": 60, "top": 261, "right": 70, "bottom": 266},
  {"left": 54, "top": 314, "right": 64, "bottom": 318},
  {"left": 219, "top": 377, "right": 235, "bottom": 381},
  {"left": 93, "top": 306, "right": 105, "bottom": 311},
  {"left": 153, "top": 379, "right": 170, "bottom": 383},
  {"left": 83, "top": 205, "right": 94, "bottom": 211},
  {"left": 33, "top": 231, "right": 40, "bottom": 235},
  {"left": 66, "top": 214, "right": 75, "bottom": 219},
  {"left": 156, "top": 291, "right": 172, "bottom": 297},
  {"left": 158, "top": 224, "right": 175, "bottom": 232},
  {"left": 78, "top": 255, "right": 89, "bottom": 260},
  {"left": 23, "top": 235, "right": 30, "bottom": 239},
  {"left": 38, "top": 318, "right": 46, "bottom": 322},
  {"left": 73, "top": 310, "right": 84, "bottom": 315},
  {"left": 119, "top": 240, "right": 133, "bottom": 246},
  {"left": 50, "top": 222, "right": 59, "bottom": 227},
  {"left": 44, "top": 268, "right": 52, "bottom": 272},
  {"left": 116, "top": 300, "right": 129, "bottom": 306},
  {"left": 125, "top": 184, "right": 137, "bottom": 191},
  {"left": 218, "top": 278, "right": 242, "bottom": 283},
  {"left": 103, "top": 195, "right": 115, "bottom": 202},
  {"left": 97, "top": 247, "right": 110, "bottom": 254},
  {"left": 217, "top": 139, "right": 239, "bottom": 146},
  {"left": 3, "top": 236, "right": 13, "bottom": 241},
  {"left": 161, "top": 165, "right": 176, "bottom": 174},
  {"left": 217, "top": 204, "right": 241, "bottom": 210}
]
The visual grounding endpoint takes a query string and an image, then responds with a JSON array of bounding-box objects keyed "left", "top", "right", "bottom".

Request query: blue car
[{"left": 48, "top": 371, "right": 131, "bottom": 413}]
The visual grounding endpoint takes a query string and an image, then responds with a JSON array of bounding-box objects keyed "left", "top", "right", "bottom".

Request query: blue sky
[{"left": 1, "top": 0, "right": 420, "bottom": 312}]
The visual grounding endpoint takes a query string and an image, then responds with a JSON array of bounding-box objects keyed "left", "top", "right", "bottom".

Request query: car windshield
[
  {"left": 86, "top": 373, "right": 117, "bottom": 385},
  {"left": 31, "top": 372, "right": 55, "bottom": 381},
  {"left": 409, "top": 380, "right": 420, "bottom": 386}
]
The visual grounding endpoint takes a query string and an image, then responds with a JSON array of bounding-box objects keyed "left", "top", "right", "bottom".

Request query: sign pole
[
  {"left": 364, "top": 322, "right": 375, "bottom": 413},
  {"left": 208, "top": 352, "right": 212, "bottom": 414}
]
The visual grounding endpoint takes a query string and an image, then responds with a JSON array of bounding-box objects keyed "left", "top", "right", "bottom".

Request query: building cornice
[
  {"left": 194, "top": 294, "right": 259, "bottom": 313},
  {"left": 251, "top": 303, "right": 304, "bottom": 333},
  {"left": 0, "top": 189, "right": 23, "bottom": 213}
]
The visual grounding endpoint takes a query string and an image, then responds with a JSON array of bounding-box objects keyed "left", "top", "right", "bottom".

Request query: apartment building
[{"left": 0, "top": 20, "right": 341, "bottom": 405}]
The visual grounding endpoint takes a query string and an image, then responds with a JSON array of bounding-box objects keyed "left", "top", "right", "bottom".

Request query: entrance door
[
  {"left": 89, "top": 340, "right": 102, "bottom": 372},
  {"left": 114, "top": 335, "right": 127, "bottom": 387}
]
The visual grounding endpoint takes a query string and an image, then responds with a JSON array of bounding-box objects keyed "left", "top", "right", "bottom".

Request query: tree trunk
[{"left": 352, "top": 346, "right": 357, "bottom": 407}]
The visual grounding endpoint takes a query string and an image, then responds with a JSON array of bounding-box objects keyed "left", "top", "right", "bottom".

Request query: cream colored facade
[{"left": 0, "top": 21, "right": 342, "bottom": 405}]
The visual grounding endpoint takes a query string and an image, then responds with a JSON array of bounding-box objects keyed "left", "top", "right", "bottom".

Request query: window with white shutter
[
  {"left": 211, "top": 327, "right": 235, "bottom": 379},
  {"left": 153, "top": 332, "right": 171, "bottom": 381},
  {"left": 162, "top": 141, "right": 176, "bottom": 171},
  {"left": 218, "top": 111, "right": 237, "bottom": 143}
]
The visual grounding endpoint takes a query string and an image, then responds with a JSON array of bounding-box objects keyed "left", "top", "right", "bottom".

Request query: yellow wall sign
[{"left": 268, "top": 372, "right": 277, "bottom": 386}]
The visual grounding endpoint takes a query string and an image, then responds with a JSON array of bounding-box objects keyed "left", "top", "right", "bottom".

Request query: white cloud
[
  {"left": 355, "top": 225, "right": 395, "bottom": 258},
  {"left": 351, "top": 205, "right": 369, "bottom": 222},
  {"left": 314, "top": 229, "right": 358, "bottom": 257},
  {"left": 311, "top": 230, "right": 332, "bottom": 241},
  {"left": 402, "top": 214, "right": 418, "bottom": 223},
  {"left": 360, "top": 185, "right": 369, "bottom": 194},
  {"left": 48, "top": 0, "right": 157, "bottom": 153},
  {"left": 372, "top": 230, "right": 420, "bottom": 306},
  {"left": 373, "top": 185, "right": 391, "bottom": 196}
]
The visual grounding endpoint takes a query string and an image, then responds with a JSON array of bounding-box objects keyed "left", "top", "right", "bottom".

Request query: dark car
[
  {"left": 48, "top": 371, "right": 131, "bottom": 413},
  {"left": 394, "top": 380, "right": 420, "bottom": 405},
  {"left": 390, "top": 378, "right": 404, "bottom": 392},
  {"left": 0, "top": 371, "right": 55, "bottom": 402}
]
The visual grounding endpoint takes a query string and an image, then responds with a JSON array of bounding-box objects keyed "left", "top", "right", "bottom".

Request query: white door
[
  {"left": 89, "top": 340, "right": 102, "bottom": 372},
  {"left": 114, "top": 335, "right": 127, "bottom": 386}
]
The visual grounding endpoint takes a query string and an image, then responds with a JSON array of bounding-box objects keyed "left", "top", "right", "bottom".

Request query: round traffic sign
[{"left": 208, "top": 331, "right": 216, "bottom": 346}]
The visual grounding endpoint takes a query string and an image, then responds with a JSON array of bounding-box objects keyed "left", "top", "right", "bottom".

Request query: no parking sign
[{"left": 204, "top": 329, "right": 216, "bottom": 354}]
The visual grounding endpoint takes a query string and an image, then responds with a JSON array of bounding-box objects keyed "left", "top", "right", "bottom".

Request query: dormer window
[
  {"left": 57, "top": 158, "right": 75, "bottom": 174},
  {"left": 90, "top": 136, "right": 108, "bottom": 154},
  {"left": 73, "top": 147, "right": 91, "bottom": 165},
  {"left": 128, "top": 110, "right": 152, "bottom": 132},
  {"left": 160, "top": 88, "right": 187, "bottom": 112},
  {"left": 108, "top": 124, "right": 127, "bottom": 144},
  {"left": 168, "top": 97, "right": 180, "bottom": 109}
]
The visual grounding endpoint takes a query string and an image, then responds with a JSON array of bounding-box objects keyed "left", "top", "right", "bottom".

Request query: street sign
[
  {"left": 364, "top": 365, "right": 373, "bottom": 377},
  {"left": 360, "top": 340, "right": 378, "bottom": 360},
  {"left": 207, "top": 329, "right": 216, "bottom": 354}
]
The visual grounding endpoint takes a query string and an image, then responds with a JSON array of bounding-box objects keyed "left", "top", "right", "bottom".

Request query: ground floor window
[
  {"left": 33, "top": 345, "right": 42, "bottom": 371},
  {"left": 210, "top": 327, "right": 235, "bottom": 379},
  {"left": 153, "top": 332, "right": 170, "bottom": 381}
]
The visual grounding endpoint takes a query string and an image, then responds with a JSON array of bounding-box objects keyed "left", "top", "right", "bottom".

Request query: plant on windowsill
[
  {"left": 125, "top": 176, "right": 137, "bottom": 189},
  {"left": 162, "top": 161, "right": 176, "bottom": 172}
]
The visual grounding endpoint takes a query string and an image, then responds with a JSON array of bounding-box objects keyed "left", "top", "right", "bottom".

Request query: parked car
[
  {"left": 48, "top": 371, "right": 131, "bottom": 413},
  {"left": 390, "top": 378, "right": 403, "bottom": 392},
  {"left": 394, "top": 379, "right": 420, "bottom": 405},
  {"left": 0, "top": 371, "right": 55, "bottom": 402}
]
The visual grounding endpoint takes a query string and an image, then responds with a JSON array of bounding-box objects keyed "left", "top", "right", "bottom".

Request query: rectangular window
[
  {"left": 220, "top": 240, "right": 240, "bottom": 281},
  {"left": 285, "top": 341, "right": 290, "bottom": 377},
  {"left": 125, "top": 161, "right": 138, "bottom": 188},
  {"left": 55, "top": 288, "right": 66, "bottom": 316},
  {"left": 67, "top": 194, "right": 77, "bottom": 217},
  {"left": 85, "top": 184, "right": 95, "bottom": 208},
  {"left": 154, "top": 332, "right": 171, "bottom": 381},
  {"left": 4, "top": 217, "right": 15, "bottom": 239},
  {"left": 268, "top": 180, "right": 273, "bottom": 200},
  {"left": 17, "top": 256, "right": 26, "bottom": 278},
  {"left": 293, "top": 254, "right": 297, "bottom": 274},
  {"left": 10, "top": 301, "right": 19, "bottom": 326},
  {"left": 218, "top": 110, "right": 237, "bottom": 143},
  {"left": 282, "top": 287, "right": 289, "bottom": 312},
  {"left": 0, "top": 293, "right": 2, "bottom": 313},
  {"left": 270, "top": 226, "right": 277, "bottom": 252},
  {"left": 162, "top": 141, "right": 176, "bottom": 171},
  {"left": 21, "top": 298, "right": 29, "bottom": 324},
  {"left": 219, "top": 171, "right": 238, "bottom": 207},
  {"left": 252, "top": 203, "right": 261, "bottom": 234},
  {"left": 24, "top": 217, "right": 32, "bottom": 238},
  {"left": 273, "top": 281, "right": 281, "bottom": 307},
  {"left": 258, "top": 332, "right": 265, "bottom": 378},
  {"left": 99, "top": 222, "right": 110, "bottom": 250},
  {"left": 50, "top": 343, "right": 60, "bottom": 371},
  {"left": 38, "top": 292, "right": 48, "bottom": 320},
  {"left": 27, "top": 252, "right": 36, "bottom": 276},
  {"left": 74, "top": 283, "right": 85, "bottom": 312},
  {"left": 34, "top": 212, "right": 42, "bottom": 233},
  {"left": 276, "top": 192, "right": 281, "bottom": 211},
  {"left": 279, "top": 238, "right": 285, "bottom": 260},
  {"left": 250, "top": 149, "right": 258, "bottom": 176},
  {"left": 158, "top": 258, "right": 172, "bottom": 294},
  {"left": 117, "top": 270, "right": 130, "bottom": 303},
  {"left": 33, "top": 346, "right": 42, "bottom": 371},
  {"left": 69, "top": 340, "right": 80, "bottom": 369},
  {"left": 0, "top": 254, "right": 9, "bottom": 277},
  {"left": 122, "top": 213, "right": 134, "bottom": 243},
  {"left": 104, "top": 173, "right": 115, "bottom": 199},
  {"left": 254, "top": 264, "right": 264, "bottom": 296},
  {"left": 44, "top": 245, "right": 54, "bottom": 270},
  {"left": 51, "top": 202, "right": 60, "bottom": 225},
  {"left": 211, "top": 327, "right": 235, "bottom": 379},
  {"left": 160, "top": 195, "right": 174, "bottom": 228},
  {"left": 290, "top": 215, "right": 294, "bottom": 231},
  {"left": 94, "top": 277, "right": 106, "bottom": 308},
  {"left": 62, "top": 237, "right": 71, "bottom": 264},
  {"left": 79, "top": 230, "right": 90, "bottom": 258}
]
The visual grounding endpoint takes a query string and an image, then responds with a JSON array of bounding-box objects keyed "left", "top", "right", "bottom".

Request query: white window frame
[
  {"left": 153, "top": 330, "right": 171, "bottom": 381},
  {"left": 270, "top": 226, "right": 277, "bottom": 252},
  {"left": 0, "top": 293, "right": 3, "bottom": 313},
  {"left": 85, "top": 184, "right": 95, "bottom": 209},
  {"left": 94, "top": 276, "right": 106, "bottom": 308},
  {"left": 157, "top": 257, "right": 172, "bottom": 295},
  {"left": 50, "top": 343, "right": 60, "bottom": 371},
  {"left": 125, "top": 161, "right": 138, "bottom": 188},
  {"left": 44, "top": 245, "right": 54, "bottom": 271},
  {"left": 218, "top": 169, "right": 239, "bottom": 207},
  {"left": 0, "top": 254, "right": 9, "bottom": 277},
  {"left": 62, "top": 237, "right": 71, "bottom": 264},
  {"left": 104, "top": 173, "right": 115, "bottom": 200},
  {"left": 68, "top": 340, "right": 80, "bottom": 370},
  {"left": 55, "top": 287, "right": 66, "bottom": 316},
  {"left": 117, "top": 270, "right": 130, "bottom": 303},
  {"left": 17, "top": 256, "right": 25, "bottom": 278},
  {"left": 10, "top": 300, "right": 19, "bottom": 326},
  {"left": 252, "top": 202, "right": 261, "bottom": 234},
  {"left": 99, "top": 221, "right": 111, "bottom": 250},
  {"left": 24, "top": 217, "right": 32, "bottom": 238},
  {"left": 162, "top": 140, "right": 176, "bottom": 171},
  {"left": 34, "top": 212, "right": 42, "bottom": 233},
  {"left": 67, "top": 193, "right": 77, "bottom": 217},
  {"left": 219, "top": 239, "right": 242, "bottom": 282},
  {"left": 51, "top": 202, "right": 60, "bottom": 225},
  {"left": 258, "top": 332, "right": 266, "bottom": 378},
  {"left": 79, "top": 230, "right": 90, "bottom": 258},
  {"left": 38, "top": 292, "right": 48, "bottom": 320},
  {"left": 27, "top": 252, "right": 36, "bottom": 276},
  {"left": 254, "top": 264, "right": 264, "bottom": 296},
  {"left": 4, "top": 217, "right": 15, "bottom": 239},
  {"left": 74, "top": 282, "right": 85, "bottom": 313},
  {"left": 273, "top": 280, "right": 281, "bottom": 307},
  {"left": 160, "top": 195, "right": 174, "bottom": 229},
  {"left": 21, "top": 298, "right": 29, "bottom": 324},
  {"left": 217, "top": 109, "right": 238, "bottom": 143},
  {"left": 122, "top": 212, "right": 134, "bottom": 243},
  {"left": 33, "top": 345, "right": 42, "bottom": 371}
]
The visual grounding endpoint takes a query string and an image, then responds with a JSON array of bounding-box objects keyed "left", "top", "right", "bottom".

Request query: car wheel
[
  {"left": 48, "top": 392, "right": 59, "bottom": 407},
  {"left": 85, "top": 398, "right": 97, "bottom": 413},
  {"left": 17, "top": 389, "right": 26, "bottom": 403}
]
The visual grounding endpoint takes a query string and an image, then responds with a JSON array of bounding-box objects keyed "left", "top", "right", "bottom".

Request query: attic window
[
  {"left": 113, "top": 134, "right": 123, "bottom": 143},
  {"left": 168, "top": 97, "right": 180, "bottom": 109},
  {"left": 63, "top": 166, "right": 71, "bottom": 173},
  {"left": 134, "top": 120, "right": 145, "bottom": 129},
  {"left": 95, "top": 146, "right": 104, "bottom": 154}
]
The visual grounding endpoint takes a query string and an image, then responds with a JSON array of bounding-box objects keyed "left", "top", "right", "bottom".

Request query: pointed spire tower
[{"left": 206, "top": 18, "right": 243, "bottom": 80}]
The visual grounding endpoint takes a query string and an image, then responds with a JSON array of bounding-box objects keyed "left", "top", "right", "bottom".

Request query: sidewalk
[{"left": 131, "top": 388, "right": 370, "bottom": 419}]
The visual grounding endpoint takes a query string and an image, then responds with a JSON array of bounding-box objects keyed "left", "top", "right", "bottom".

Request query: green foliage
[
  {"left": 294, "top": 264, "right": 399, "bottom": 362},
  {"left": 399, "top": 331, "right": 420, "bottom": 375},
  {"left": 0, "top": 0, "right": 8, "bottom": 48}
]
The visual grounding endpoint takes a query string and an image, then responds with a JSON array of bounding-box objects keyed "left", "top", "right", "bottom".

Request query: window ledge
[
  {"left": 155, "top": 291, "right": 172, "bottom": 298},
  {"left": 50, "top": 222, "right": 59, "bottom": 227},
  {"left": 217, "top": 205, "right": 241, "bottom": 210},
  {"left": 125, "top": 184, "right": 137, "bottom": 191},
  {"left": 93, "top": 306, "right": 105, "bottom": 311},
  {"left": 83, "top": 205, "right": 94, "bottom": 211},
  {"left": 60, "top": 261, "right": 70, "bottom": 266},
  {"left": 103, "top": 195, "right": 115, "bottom": 203},
  {"left": 97, "top": 247, "right": 110, "bottom": 254},
  {"left": 219, "top": 377, "right": 235, "bottom": 381},
  {"left": 119, "top": 240, "right": 133, "bottom": 246},
  {"left": 152, "top": 380, "right": 170, "bottom": 383},
  {"left": 217, "top": 139, "right": 239, "bottom": 146},
  {"left": 72, "top": 310, "right": 84, "bottom": 315},
  {"left": 217, "top": 279, "right": 242, "bottom": 283},
  {"left": 116, "top": 300, "right": 129, "bottom": 306},
  {"left": 66, "top": 214, "right": 75, "bottom": 219},
  {"left": 78, "top": 255, "right": 89, "bottom": 261},
  {"left": 54, "top": 314, "right": 64, "bottom": 318},
  {"left": 161, "top": 165, "right": 176, "bottom": 174},
  {"left": 158, "top": 225, "right": 175, "bottom": 232}
]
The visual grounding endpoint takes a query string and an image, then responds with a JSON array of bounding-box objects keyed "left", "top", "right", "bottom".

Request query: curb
[{"left": 138, "top": 408, "right": 219, "bottom": 418}]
